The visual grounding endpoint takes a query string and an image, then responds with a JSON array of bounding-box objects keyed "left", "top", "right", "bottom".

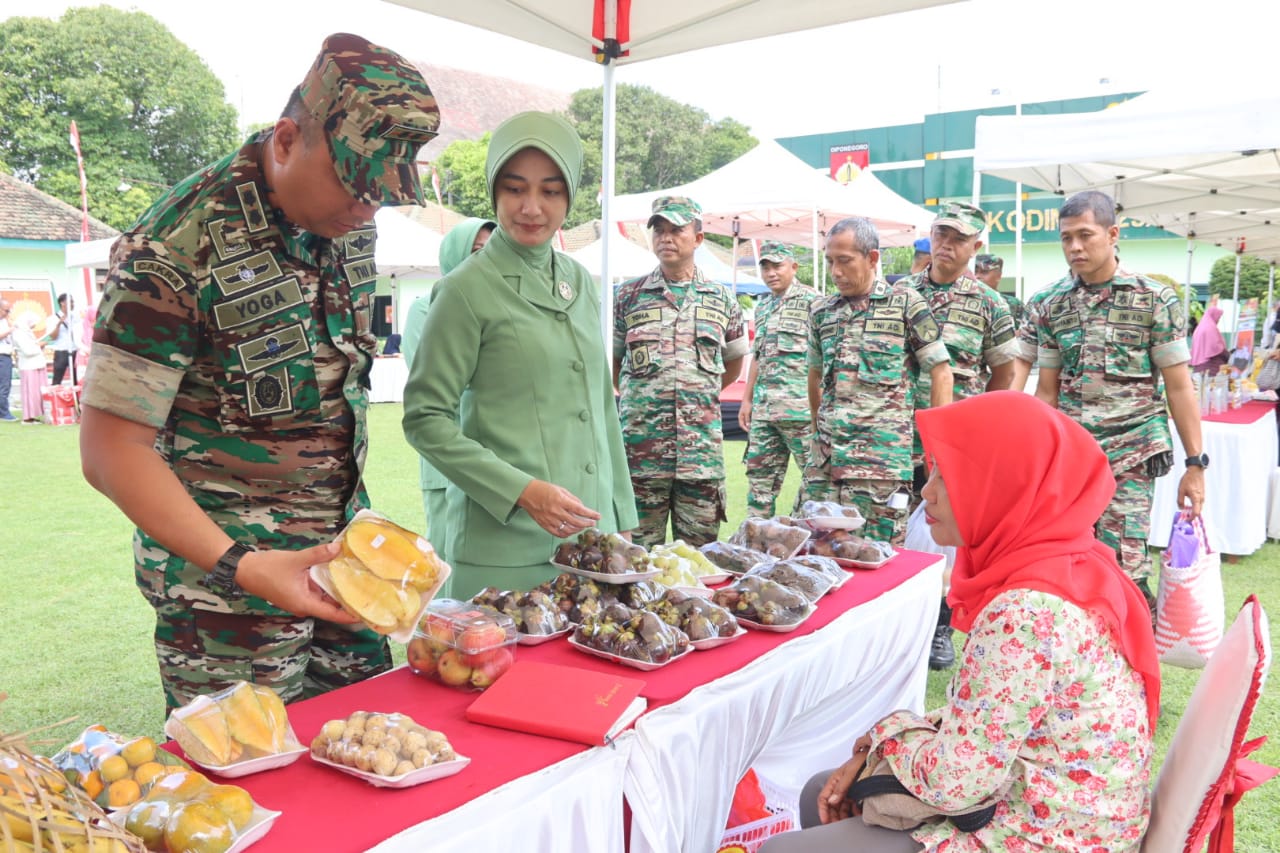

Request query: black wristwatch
[
  {"left": 1185, "top": 453, "right": 1210, "bottom": 469},
  {"left": 201, "top": 542, "right": 254, "bottom": 600}
]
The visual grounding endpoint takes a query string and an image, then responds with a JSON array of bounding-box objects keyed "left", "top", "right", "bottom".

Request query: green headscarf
[
  {"left": 485, "top": 111, "right": 583, "bottom": 210},
  {"left": 439, "top": 217, "right": 495, "bottom": 275}
]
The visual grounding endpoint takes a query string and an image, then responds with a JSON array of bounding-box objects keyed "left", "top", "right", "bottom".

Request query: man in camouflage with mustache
[
  {"left": 613, "top": 196, "right": 747, "bottom": 548},
  {"left": 80, "top": 33, "right": 440, "bottom": 709}
]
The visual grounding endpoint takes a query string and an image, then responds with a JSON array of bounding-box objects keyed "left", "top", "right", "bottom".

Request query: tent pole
[
  {"left": 1268, "top": 263, "right": 1275, "bottom": 341},
  {"left": 1014, "top": 182, "right": 1023, "bottom": 301},
  {"left": 1183, "top": 237, "right": 1194, "bottom": 333},
  {"left": 600, "top": 61, "right": 617, "bottom": 351},
  {"left": 1231, "top": 247, "right": 1242, "bottom": 346}
]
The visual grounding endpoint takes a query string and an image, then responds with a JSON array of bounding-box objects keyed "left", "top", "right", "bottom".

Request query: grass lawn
[{"left": 1, "top": 404, "right": 1277, "bottom": 848}]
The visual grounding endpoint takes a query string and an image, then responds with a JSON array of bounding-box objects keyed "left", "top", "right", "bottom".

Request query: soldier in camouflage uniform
[
  {"left": 80, "top": 33, "right": 440, "bottom": 709},
  {"left": 739, "top": 241, "right": 818, "bottom": 517},
  {"left": 1029, "top": 190, "right": 1206, "bottom": 606},
  {"left": 613, "top": 196, "right": 748, "bottom": 548},
  {"left": 899, "top": 204, "right": 1016, "bottom": 670},
  {"left": 975, "top": 253, "right": 1024, "bottom": 327},
  {"left": 806, "top": 217, "right": 952, "bottom": 545},
  {"left": 901, "top": 203, "right": 1017, "bottom": 483}
]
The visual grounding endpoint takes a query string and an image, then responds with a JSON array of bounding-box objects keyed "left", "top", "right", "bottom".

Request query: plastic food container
[{"left": 406, "top": 599, "right": 518, "bottom": 690}]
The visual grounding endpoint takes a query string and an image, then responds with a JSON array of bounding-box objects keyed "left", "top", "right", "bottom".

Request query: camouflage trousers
[
  {"left": 151, "top": 597, "right": 392, "bottom": 711},
  {"left": 1095, "top": 463, "right": 1155, "bottom": 582},
  {"left": 744, "top": 418, "right": 810, "bottom": 518},
  {"left": 805, "top": 478, "right": 910, "bottom": 546},
  {"left": 631, "top": 477, "right": 726, "bottom": 549}
]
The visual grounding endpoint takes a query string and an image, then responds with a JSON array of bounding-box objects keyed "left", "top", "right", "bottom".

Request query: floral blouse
[{"left": 870, "top": 589, "right": 1153, "bottom": 852}]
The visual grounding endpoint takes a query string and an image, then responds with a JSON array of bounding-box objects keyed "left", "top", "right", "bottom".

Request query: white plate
[
  {"left": 567, "top": 634, "right": 692, "bottom": 671},
  {"left": 804, "top": 515, "right": 866, "bottom": 531},
  {"left": 695, "top": 570, "right": 731, "bottom": 585},
  {"left": 517, "top": 625, "right": 572, "bottom": 645},
  {"left": 689, "top": 625, "right": 747, "bottom": 650},
  {"left": 736, "top": 604, "right": 817, "bottom": 633},
  {"left": 825, "top": 569, "right": 854, "bottom": 591},
  {"left": 311, "top": 753, "right": 471, "bottom": 789},
  {"left": 163, "top": 714, "right": 308, "bottom": 777},
  {"left": 673, "top": 584, "right": 713, "bottom": 599},
  {"left": 111, "top": 805, "right": 281, "bottom": 852},
  {"left": 549, "top": 560, "right": 660, "bottom": 584},
  {"left": 842, "top": 549, "right": 896, "bottom": 570}
]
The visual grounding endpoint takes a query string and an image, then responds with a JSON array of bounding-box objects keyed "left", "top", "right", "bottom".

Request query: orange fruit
[
  {"left": 202, "top": 783, "right": 255, "bottom": 830},
  {"left": 99, "top": 754, "right": 130, "bottom": 784},
  {"left": 148, "top": 769, "right": 211, "bottom": 801},
  {"left": 82, "top": 769, "right": 105, "bottom": 800},
  {"left": 133, "top": 760, "right": 166, "bottom": 788},
  {"left": 107, "top": 777, "right": 142, "bottom": 808},
  {"left": 164, "top": 800, "right": 235, "bottom": 853},
  {"left": 120, "top": 736, "right": 157, "bottom": 767}
]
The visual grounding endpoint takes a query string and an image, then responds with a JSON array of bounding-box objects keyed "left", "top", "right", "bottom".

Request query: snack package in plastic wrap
[
  {"left": 164, "top": 681, "right": 305, "bottom": 776},
  {"left": 310, "top": 509, "right": 451, "bottom": 642},
  {"left": 471, "top": 587, "right": 569, "bottom": 636},
  {"left": 807, "top": 529, "right": 893, "bottom": 562},
  {"left": 114, "top": 769, "right": 278, "bottom": 852},
  {"left": 728, "top": 517, "right": 811, "bottom": 558},
  {"left": 572, "top": 602, "right": 691, "bottom": 664},
  {"left": 407, "top": 599, "right": 517, "bottom": 690},
  {"left": 699, "top": 541, "right": 773, "bottom": 575},
  {"left": 788, "top": 553, "right": 850, "bottom": 586},
  {"left": 552, "top": 527, "right": 652, "bottom": 576},
  {"left": 745, "top": 559, "right": 835, "bottom": 603},
  {"left": 712, "top": 575, "right": 813, "bottom": 627},
  {"left": 51, "top": 725, "right": 190, "bottom": 810}
]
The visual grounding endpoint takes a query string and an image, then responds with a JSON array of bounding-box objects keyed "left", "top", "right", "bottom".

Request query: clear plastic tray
[
  {"left": 310, "top": 753, "right": 470, "bottom": 789},
  {"left": 840, "top": 549, "right": 896, "bottom": 570},
  {"left": 736, "top": 603, "right": 817, "bottom": 633},
  {"left": 111, "top": 804, "right": 281, "bottom": 852},
  {"left": 567, "top": 634, "right": 692, "bottom": 671},
  {"left": 805, "top": 515, "right": 866, "bottom": 531},
  {"left": 689, "top": 625, "right": 747, "bottom": 650},
  {"left": 549, "top": 560, "right": 660, "bottom": 584},
  {"left": 516, "top": 626, "right": 572, "bottom": 646},
  {"left": 309, "top": 563, "right": 445, "bottom": 644}
]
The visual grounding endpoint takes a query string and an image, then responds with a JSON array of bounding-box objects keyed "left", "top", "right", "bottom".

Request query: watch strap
[{"left": 202, "top": 542, "right": 253, "bottom": 599}]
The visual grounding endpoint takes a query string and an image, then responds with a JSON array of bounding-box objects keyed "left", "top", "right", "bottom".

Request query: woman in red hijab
[{"left": 763, "top": 391, "right": 1161, "bottom": 853}]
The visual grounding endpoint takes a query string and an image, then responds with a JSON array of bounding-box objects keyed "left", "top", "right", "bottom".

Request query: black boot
[{"left": 928, "top": 600, "right": 955, "bottom": 670}]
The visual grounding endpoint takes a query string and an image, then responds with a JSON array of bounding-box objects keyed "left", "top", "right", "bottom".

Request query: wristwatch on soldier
[
  {"left": 1185, "top": 453, "right": 1210, "bottom": 470},
  {"left": 201, "top": 542, "right": 254, "bottom": 600}
]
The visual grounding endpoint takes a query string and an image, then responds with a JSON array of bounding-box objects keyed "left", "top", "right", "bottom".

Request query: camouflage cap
[
  {"left": 974, "top": 253, "right": 1004, "bottom": 272},
  {"left": 648, "top": 196, "right": 702, "bottom": 228},
  {"left": 297, "top": 33, "right": 440, "bottom": 207},
  {"left": 932, "top": 201, "right": 986, "bottom": 237},
  {"left": 759, "top": 241, "right": 795, "bottom": 263}
]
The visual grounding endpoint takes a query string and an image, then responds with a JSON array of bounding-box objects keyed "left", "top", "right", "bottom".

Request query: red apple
[
  {"left": 469, "top": 647, "right": 515, "bottom": 688},
  {"left": 406, "top": 637, "right": 438, "bottom": 674},
  {"left": 436, "top": 649, "right": 474, "bottom": 687},
  {"left": 459, "top": 622, "right": 510, "bottom": 665}
]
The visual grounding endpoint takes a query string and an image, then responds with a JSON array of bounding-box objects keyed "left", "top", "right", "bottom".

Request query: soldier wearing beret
[
  {"left": 739, "top": 241, "right": 818, "bottom": 517},
  {"left": 613, "top": 196, "right": 748, "bottom": 548},
  {"left": 806, "top": 217, "right": 952, "bottom": 544},
  {"left": 1028, "top": 190, "right": 1205, "bottom": 613},
  {"left": 81, "top": 33, "right": 441, "bottom": 708},
  {"left": 898, "top": 202, "right": 1016, "bottom": 669}
]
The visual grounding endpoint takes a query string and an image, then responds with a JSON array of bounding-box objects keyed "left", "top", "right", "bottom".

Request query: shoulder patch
[
  {"left": 235, "top": 183, "right": 269, "bottom": 233},
  {"left": 133, "top": 258, "right": 189, "bottom": 293}
]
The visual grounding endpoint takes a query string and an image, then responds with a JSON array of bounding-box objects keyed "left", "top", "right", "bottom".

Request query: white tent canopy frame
[
  {"left": 383, "top": 0, "right": 954, "bottom": 330},
  {"left": 974, "top": 83, "right": 1280, "bottom": 338}
]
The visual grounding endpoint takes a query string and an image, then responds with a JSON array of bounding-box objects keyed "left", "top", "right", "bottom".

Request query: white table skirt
[
  {"left": 624, "top": 558, "right": 944, "bottom": 853},
  {"left": 368, "top": 737, "right": 632, "bottom": 853},
  {"left": 369, "top": 356, "right": 408, "bottom": 403},
  {"left": 1148, "top": 408, "right": 1277, "bottom": 555}
]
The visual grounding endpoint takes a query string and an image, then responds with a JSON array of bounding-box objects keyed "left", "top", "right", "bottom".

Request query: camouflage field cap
[
  {"left": 975, "top": 253, "right": 1004, "bottom": 272},
  {"left": 759, "top": 241, "right": 795, "bottom": 263},
  {"left": 648, "top": 196, "right": 702, "bottom": 228},
  {"left": 932, "top": 201, "right": 986, "bottom": 237},
  {"left": 297, "top": 33, "right": 440, "bottom": 207}
]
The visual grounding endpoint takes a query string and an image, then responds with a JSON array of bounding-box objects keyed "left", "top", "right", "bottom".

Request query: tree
[
  {"left": 0, "top": 7, "right": 240, "bottom": 231},
  {"left": 1207, "top": 254, "right": 1278, "bottom": 302},
  {"left": 434, "top": 135, "right": 493, "bottom": 221}
]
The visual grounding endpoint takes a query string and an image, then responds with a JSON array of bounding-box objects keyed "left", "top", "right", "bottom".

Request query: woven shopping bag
[{"left": 1154, "top": 513, "right": 1225, "bottom": 668}]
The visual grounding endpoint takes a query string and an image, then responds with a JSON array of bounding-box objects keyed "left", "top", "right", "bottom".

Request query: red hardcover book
[{"left": 465, "top": 660, "right": 647, "bottom": 746}]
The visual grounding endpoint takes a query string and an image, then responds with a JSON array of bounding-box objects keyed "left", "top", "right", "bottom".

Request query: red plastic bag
[{"left": 725, "top": 769, "right": 772, "bottom": 829}]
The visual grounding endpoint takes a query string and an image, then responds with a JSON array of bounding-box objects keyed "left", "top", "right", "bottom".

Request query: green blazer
[
  {"left": 401, "top": 295, "right": 450, "bottom": 491},
  {"left": 402, "top": 227, "right": 638, "bottom": 568}
]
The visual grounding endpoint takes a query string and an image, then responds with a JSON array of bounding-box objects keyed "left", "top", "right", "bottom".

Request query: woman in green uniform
[
  {"left": 401, "top": 216, "right": 495, "bottom": 594},
  {"left": 402, "top": 111, "right": 637, "bottom": 598}
]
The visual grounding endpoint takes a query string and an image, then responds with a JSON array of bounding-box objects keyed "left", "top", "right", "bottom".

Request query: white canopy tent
[
  {"left": 383, "top": 0, "right": 955, "bottom": 300},
  {"left": 568, "top": 230, "right": 766, "bottom": 293},
  {"left": 974, "top": 82, "right": 1280, "bottom": 327},
  {"left": 612, "top": 139, "right": 933, "bottom": 247},
  {"left": 373, "top": 206, "right": 443, "bottom": 278}
]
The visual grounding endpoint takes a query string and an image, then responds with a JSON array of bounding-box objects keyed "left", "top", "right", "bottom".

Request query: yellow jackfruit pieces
[
  {"left": 217, "top": 682, "right": 275, "bottom": 757},
  {"left": 250, "top": 684, "right": 289, "bottom": 753},
  {"left": 343, "top": 518, "right": 441, "bottom": 590},
  {"left": 169, "top": 696, "right": 234, "bottom": 767},
  {"left": 327, "top": 556, "right": 406, "bottom": 633}
]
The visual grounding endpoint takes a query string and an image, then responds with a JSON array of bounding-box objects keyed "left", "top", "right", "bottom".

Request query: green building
[{"left": 778, "top": 92, "right": 1230, "bottom": 300}]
